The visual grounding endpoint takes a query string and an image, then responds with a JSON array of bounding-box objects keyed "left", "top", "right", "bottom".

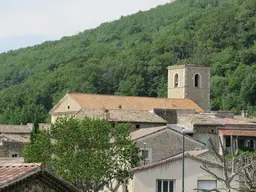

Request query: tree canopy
[
  {"left": 23, "top": 117, "right": 140, "bottom": 192},
  {"left": 0, "top": 0, "right": 256, "bottom": 124}
]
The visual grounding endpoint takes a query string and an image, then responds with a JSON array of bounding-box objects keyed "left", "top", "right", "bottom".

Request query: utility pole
[
  {"left": 182, "top": 130, "right": 185, "bottom": 192},
  {"left": 144, "top": 142, "right": 146, "bottom": 165}
]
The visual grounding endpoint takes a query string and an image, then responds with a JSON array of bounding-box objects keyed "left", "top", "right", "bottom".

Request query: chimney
[{"left": 104, "top": 109, "right": 110, "bottom": 120}]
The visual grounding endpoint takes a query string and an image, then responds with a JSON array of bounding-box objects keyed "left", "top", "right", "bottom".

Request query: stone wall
[
  {"left": 3, "top": 177, "right": 56, "bottom": 192},
  {"left": 153, "top": 109, "right": 177, "bottom": 124},
  {"left": 136, "top": 128, "right": 204, "bottom": 163}
]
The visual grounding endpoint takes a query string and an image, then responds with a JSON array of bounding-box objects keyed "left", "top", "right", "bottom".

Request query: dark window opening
[
  {"left": 194, "top": 74, "right": 200, "bottom": 87},
  {"left": 12, "top": 154, "right": 18, "bottom": 158},
  {"left": 226, "top": 137, "right": 231, "bottom": 148},
  {"left": 135, "top": 124, "right": 140, "bottom": 129},
  {"left": 67, "top": 106, "right": 70, "bottom": 109},
  {"left": 174, "top": 74, "right": 179, "bottom": 87},
  {"left": 157, "top": 180, "right": 174, "bottom": 192}
]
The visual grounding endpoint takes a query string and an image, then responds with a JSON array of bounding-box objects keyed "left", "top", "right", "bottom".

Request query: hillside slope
[{"left": 0, "top": 0, "right": 256, "bottom": 124}]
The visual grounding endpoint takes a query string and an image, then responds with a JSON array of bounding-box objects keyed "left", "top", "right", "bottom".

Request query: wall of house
[
  {"left": 132, "top": 158, "right": 238, "bottom": 192},
  {"left": 51, "top": 95, "right": 82, "bottom": 123},
  {"left": 136, "top": 129, "right": 204, "bottom": 163},
  {"left": 0, "top": 142, "right": 23, "bottom": 158},
  {"left": 153, "top": 109, "right": 177, "bottom": 124},
  {"left": 193, "top": 126, "right": 219, "bottom": 150}
]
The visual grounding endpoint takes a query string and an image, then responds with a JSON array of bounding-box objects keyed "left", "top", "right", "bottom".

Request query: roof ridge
[{"left": 68, "top": 92, "right": 192, "bottom": 101}]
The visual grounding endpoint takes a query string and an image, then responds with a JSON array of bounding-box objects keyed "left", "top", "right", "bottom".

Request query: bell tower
[{"left": 167, "top": 64, "right": 210, "bottom": 112}]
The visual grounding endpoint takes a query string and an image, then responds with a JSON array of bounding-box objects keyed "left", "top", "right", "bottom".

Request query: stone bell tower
[{"left": 167, "top": 64, "right": 211, "bottom": 112}]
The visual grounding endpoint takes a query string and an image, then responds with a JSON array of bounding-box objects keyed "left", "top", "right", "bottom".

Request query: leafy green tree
[
  {"left": 23, "top": 117, "right": 140, "bottom": 192},
  {"left": 23, "top": 129, "right": 52, "bottom": 163}
]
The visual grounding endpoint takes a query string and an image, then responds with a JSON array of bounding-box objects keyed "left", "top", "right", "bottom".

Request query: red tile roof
[
  {"left": 219, "top": 129, "right": 256, "bottom": 137},
  {"left": 0, "top": 163, "right": 79, "bottom": 191},
  {"left": 67, "top": 93, "right": 204, "bottom": 112},
  {"left": 0, "top": 163, "right": 42, "bottom": 186}
]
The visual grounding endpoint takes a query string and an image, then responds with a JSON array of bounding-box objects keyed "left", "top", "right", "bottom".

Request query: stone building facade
[
  {"left": 167, "top": 64, "right": 211, "bottom": 112},
  {"left": 131, "top": 126, "right": 205, "bottom": 164}
]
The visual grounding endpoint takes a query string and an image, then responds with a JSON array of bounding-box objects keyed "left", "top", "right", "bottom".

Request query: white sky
[{"left": 0, "top": 0, "right": 171, "bottom": 52}]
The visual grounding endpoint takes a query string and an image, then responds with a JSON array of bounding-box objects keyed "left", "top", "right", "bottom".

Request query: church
[{"left": 50, "top": 64, "right": 210, "bottom": 125}]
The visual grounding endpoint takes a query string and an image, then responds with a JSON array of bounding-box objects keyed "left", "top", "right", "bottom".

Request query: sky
[{"left": 0, "top": 0, "right": 171, "bottom": 53}]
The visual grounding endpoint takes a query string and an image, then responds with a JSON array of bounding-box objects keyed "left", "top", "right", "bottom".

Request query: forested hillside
[{"left": 0, "top": 0, "right": 256, "bottom": 124}]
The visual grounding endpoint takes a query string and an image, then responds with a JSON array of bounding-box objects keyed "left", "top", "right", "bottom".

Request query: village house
[
  {"left": 130, "top": 126, "right": 205, "bottom": 164},
  {"left": 0, "top": 124, "right": 31, "bottom": 158},
  {"left": 0, "top": 163, "right": 79, "bottom": 192},
  {"left": 177, "top": 113, "right": 256, "bottom": 154},
  {"left": 129, "top": 150, "right": 239, "bottom": 192}
]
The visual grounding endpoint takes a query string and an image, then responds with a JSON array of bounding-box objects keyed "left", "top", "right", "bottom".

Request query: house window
[
  {"left": 194, "top": 74, "right": 200, "bottom": 88},
  {"left": 140, "top": 148, "right": 151, "bottom": 164},
  {"left": 67, "top": 105, "right": 70, "bottom": 109},
  {"left": 140, "top": 149, "right": 149, "bottom": 159},
  {"left": 197, "top": 180, "right": 216, "bottom": 192},
  {"left": 174, "top": 74, "right": 179, "bottom": 87},
  {"left": 10, "top": 152, "right": 20, "bottom": 158},
  {"left": 156, "top": 180, "right": 174, "bottom": 192},
  {"left": 135, "top": 124, "right": 140, "bottom": 129}
]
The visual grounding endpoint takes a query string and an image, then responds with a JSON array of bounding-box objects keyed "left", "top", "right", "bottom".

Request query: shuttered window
[{"left": 197, "top": 180, "right": 216, "bottom": 192}]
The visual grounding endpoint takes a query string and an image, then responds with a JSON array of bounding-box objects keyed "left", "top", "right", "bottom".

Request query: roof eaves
[
  {"left": 132, "top": 154, "right": 221, "bottom": 174},
  {"left": 132, "top": 127, "right": 168, "bottom": 141},
  {"left": 0, "top": 166, "right": 41, "bottom": 189}
]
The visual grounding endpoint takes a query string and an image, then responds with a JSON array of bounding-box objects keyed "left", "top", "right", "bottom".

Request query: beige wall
[
  {"left": 53, "top": 95, "right": 82, "bottom": 113},
  {"left": 132, "top": 157, "right": 238, "bottom": 192},
  {"left": 51, "top": 95, "right": 82, "bottom": 123},
  {"left": 168, "top": 68, "right": 185, "bottom": 99},
  {"left": 167, "top": 65, "right": 210, "bottom": 112}
]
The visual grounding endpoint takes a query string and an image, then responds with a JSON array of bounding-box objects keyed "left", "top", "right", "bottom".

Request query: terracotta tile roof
[
  {"left": 0, "top": 125, "right": 31, "bottom": 134},
  {"left": 0, "top": 163, "right": 79, "bottom": 191},
  {"left": 132, "top": 149, "right": 220, "bottom": 173},
  {"left": 67, "top": 93, "right": 204, "bottom": 112},
  {"left": 0, "top": 163, "right": 42, "bottom": 187},
  {"left": 76, "top": 109, "right": 167, "bottom": 124},
  {"left": 219, "top": 129, "right": 256, "bottom": 137},
  {"left": 0, "top": 134, "right": 30, "bottom": 143},
  {"left": 130, "top": 126, "right": 167, "bottom": 140}
]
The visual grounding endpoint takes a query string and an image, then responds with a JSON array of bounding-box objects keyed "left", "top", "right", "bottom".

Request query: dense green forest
[{"left": 0, "top": 0, "right": 256, "bottom": 124}]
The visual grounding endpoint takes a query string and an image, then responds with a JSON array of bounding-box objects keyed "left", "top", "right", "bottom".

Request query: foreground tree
[{"left": 23, "top": 117, "right": 140, "bottom": 192}]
